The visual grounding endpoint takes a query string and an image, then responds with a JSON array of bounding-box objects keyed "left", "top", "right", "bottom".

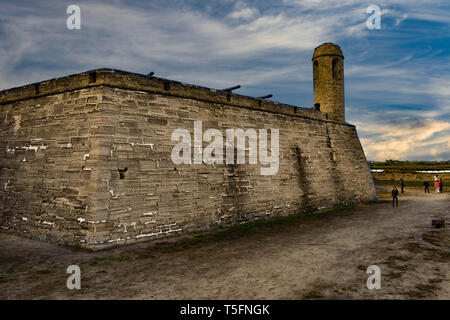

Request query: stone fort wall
[{"left": 0, "top": 69, "right": 376, "bottom": 249}]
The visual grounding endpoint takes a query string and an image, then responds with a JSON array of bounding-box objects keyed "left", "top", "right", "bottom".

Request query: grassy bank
[
  {"left": 369, "top": 160, "right": 450, "bottom": 173},
  {"left": 374, "top": 179, "right": 437, "bottom": 187}
]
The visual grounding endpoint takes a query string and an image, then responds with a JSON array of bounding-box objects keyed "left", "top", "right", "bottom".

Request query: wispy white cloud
[
  {"left": 359, "top": 119, "right": 450, "bottom": 161},
  {"left": 227, "top": 1, "right": 259, "bottom": 20},
  {"left": 0, "top": 0, "right": 449, "bottom": 160}
]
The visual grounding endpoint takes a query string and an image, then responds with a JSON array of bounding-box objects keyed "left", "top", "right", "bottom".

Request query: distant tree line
[{"left": 368, "top": 160, "right": 450, "bottom": 171}]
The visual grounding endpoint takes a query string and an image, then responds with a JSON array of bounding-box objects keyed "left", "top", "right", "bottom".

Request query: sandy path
[{"left": 0, "top": 187, "right": 449, "bottom": 299}]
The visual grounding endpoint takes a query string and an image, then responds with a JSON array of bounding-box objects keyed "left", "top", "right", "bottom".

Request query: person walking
[
  {"left": 400, "top": 178, "right": 405, "bottom": 193},
  {"left": 439, "top": 178, "right": 444, "bottom": 193},
  {"left": 392, "top": 186, "right": 399, "bottom": 207},
  {"left": 424, "top": 181, "right": 430, "bottom": 194},
  {"left": 435, "top": 180, "right": 440, "bottom": 193}
]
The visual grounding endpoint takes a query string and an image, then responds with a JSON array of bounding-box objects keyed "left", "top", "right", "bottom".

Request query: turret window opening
[{"left": 332, "top": 59, "right": 338, "bottom": 80}]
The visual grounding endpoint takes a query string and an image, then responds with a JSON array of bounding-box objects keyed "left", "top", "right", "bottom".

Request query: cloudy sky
[{"left": 1, "top": 0, "right": 449, "bottom": 161}]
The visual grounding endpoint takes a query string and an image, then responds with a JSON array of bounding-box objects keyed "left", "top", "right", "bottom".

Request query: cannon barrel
[
  {"left": 222, "top": 85, "right": 241, "bottom": 92},
  {"left": 257, "top": 94, "right": 273, "bottom": 99}
]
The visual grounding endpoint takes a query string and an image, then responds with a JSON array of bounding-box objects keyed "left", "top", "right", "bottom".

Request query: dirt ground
[{"left": 0, "top": 185, "right": 449, "bottom": 300}]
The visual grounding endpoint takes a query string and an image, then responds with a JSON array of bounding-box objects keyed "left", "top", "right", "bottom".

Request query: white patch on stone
[
  {"left": 13, "top": 115, "right": 21, "bottom": 134},
  {"left": 136, "top": 232, "right": 160, "bottom": 239},
  {"left": 77, "top": 217, "right": 86, "bottom": 223},
  {"left": 165, "top": 228, "right": 182, "bottom": 234},
  {"left": 118, "top": 224, "right": 128, "bottom": 233},
  {"left": 130, "top": 142, "right": 154, "bottom": 150},
  {"left": 21, "top": 145, "right": 48, "bottom": 152},
  {"left": 157, "top": 223, "right": 177, "bottom": 228},
  {"left": 42, "top": 221, "right": 55, "bottom": 227},
  {"left": 84, "top": 154, "right": 90, "bottom": 160},
  {"left": 87, "top": 220, "right": 107, "bottom": 224},
  {"left": 22, "top": 217, "right": 28, "bottom": 221}
]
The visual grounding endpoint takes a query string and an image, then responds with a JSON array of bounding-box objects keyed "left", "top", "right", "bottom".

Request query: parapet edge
[{"left": 0, "top": 68, "right": 354, "bottom": 127}]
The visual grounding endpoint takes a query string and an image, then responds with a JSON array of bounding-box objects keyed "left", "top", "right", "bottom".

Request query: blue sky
[{"left": 1, "top": 0, "right": 449, "bottom": 161}]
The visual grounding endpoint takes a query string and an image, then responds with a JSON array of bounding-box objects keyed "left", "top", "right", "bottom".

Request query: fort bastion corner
[{"left": 0, "top": 43, "right": 376, "bottom": 250}]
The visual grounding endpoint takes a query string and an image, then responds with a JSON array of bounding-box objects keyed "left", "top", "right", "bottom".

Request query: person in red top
[{"left": 435, "top": 180, "right": 440, "bottom": 193}]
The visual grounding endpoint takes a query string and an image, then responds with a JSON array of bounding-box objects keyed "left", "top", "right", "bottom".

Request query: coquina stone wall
[
  {"left": 0, "top": 85, "right": 103, "bottom": 246},
  {"left": 0, "top": 69, "right": 376, "bottom": 250}
]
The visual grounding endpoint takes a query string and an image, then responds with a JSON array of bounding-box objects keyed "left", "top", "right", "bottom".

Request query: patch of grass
[
  {"left": 109, "top": 202, "right": 368, "bottom": 257},
  {"left": 370, "top": 161, "right": 450, "bottom": 172},
  {"left": 428, "top": 278, "right": 444, "bottom": 284},
  {"left": 377, "top": 192, "right": 392, "bottom": 199},
  {"left": 0, "top": 277, "right": 13, "bottom": 283},
  {"left": 331, "top": 203, "right": 357, "bottom": 211},
  {"left": 34, "top": 269, "right": 55, "bottom": 275},
  {"left": 389, "top": 255, "right": 409, "bottom": 262},
  {"left": 374, "top": 179, "right": 435, "bottom": 187},
  {"left": 199, "top": 204, "right": 355, "bottom": 241},
  {"left": 357, "top": 264, "right": 367, "bottom": 271},
  {"left": 302, "top": 281, "right": 334, "bottom": 299},
  {"left": 136, "top": 253, "right": 156, "bottom": 260},
  {"left": 383, "top": 255, "right": 411, "bottom": 272},
  {"left": 386, "top": 272, "right": 403, "bottom": 279},
  {"left": 137, "top": 203, "right": 359, "bottom": 255},
  {"left": 25, "top": 269, "right": 55, "bottom": 276},
  {"left": 22, "top": 269, "right": 56, "bottom": 279},
  {"left": 422, "top": 230, "right": 450, "bottom": 249},
  {"left": 404, "top": 242, "right": 425, "bottom": 254},
  {"left": 303, "top": 291, "right": 324, "bottom": 299},
  {"left": 81, "top": 256, "right": 125, "bottom": 267},
  {"left": 415, "top": 283, "right": 436, "bottom": 295}
]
